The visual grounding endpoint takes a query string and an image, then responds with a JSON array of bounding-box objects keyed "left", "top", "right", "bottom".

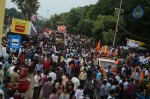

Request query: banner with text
[
  {"left": 11, "top": 18, "right": 31, "bottom": 35},
  {"left": 10, "top": 35, "right": 21, "bottom": 49}
]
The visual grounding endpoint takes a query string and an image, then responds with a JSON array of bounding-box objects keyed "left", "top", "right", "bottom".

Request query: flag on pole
[
  {"left": 96, "top": 41, "right": 100, "bottom": 51},
  {"left": 30, "top": 23, "right": 37, "bottom": 36},
  {"left": 139, "top": 70, "right": 144, "bottom": 84}
]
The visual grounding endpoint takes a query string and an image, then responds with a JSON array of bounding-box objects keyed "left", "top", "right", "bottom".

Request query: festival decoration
[{"left": 96, "top": 41, "right": 100, "bottom": 51}]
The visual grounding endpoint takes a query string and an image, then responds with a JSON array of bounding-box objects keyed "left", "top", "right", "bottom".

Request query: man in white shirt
[
  {"left": 18, "top": 46, "right": 25, "bottom": 55},
  {"left": 32, "top": 71, "right": 41, "bottom": 99},
  {"left": 75, "top": 85, "right": 84, "bottom": 99},
  {"left": 71, "top": 75, "right": 80, "bottom": 91},
  {"left": 123, "top": 80, "right": 129, "bottom": 90},
  {"left": 7, "top": 66, "right": 15, "bottom": 74},
  {"left": 48, "top": 69, "right": 56, "bottom": 84},
  {"left": 53, "top": 54, "right": 59, "bottom": 63},
  {"left": 51, "top": 53, "right": 56, "bottom": 62},
  {"left": 139, "top": 54, "right": 144, "bottom": 63},
  {"left": 65, "top": 57, "right": 72, "bottom": 75}
]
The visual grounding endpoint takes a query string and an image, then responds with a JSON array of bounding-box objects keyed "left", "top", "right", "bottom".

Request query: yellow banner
[
  {"left": 0, "top": 0, "right": 6, "bottom": 45},
  {"left": 126, "top": 38, "right": 145, "bottom": 47},
  {"left": 11, "top": 18, "right": 31, "bottom": 35}
]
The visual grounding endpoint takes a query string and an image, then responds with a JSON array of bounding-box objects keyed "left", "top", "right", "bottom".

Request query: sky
[{"left": 6, "top": 0, "right": 98, "bottom": 18}]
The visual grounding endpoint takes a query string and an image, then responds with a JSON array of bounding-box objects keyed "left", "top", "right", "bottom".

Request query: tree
[
  {"left": 4, "top": 8, "right": 22, "bottom": 26},
  {"left": 5, "top": 8, "right": 22, "bottom": 19},
  {"left": 43, "top": 0, "right": 150, "bottom": 46},
  {"left": 92, "top": 15, "right": 125, "bottom": 45},
  {"left": 11, "top": 0, "right": 40, "bottom": 20},
  {"left": 77, "top": 19, "right": 93, "bottom": 36}
]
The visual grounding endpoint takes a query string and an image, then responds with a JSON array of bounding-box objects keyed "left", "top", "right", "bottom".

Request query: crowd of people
[{"left": 0, "top": 30, "right": 149, "bottom": 99}]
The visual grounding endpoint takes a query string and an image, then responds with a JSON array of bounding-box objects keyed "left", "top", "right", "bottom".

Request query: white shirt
[
  {"left": 7, "top": 66, "right": 15, "bottom": 74},
  {"left": 75, "top": 89, "right": 83, "bottom": 99},
  {"left": 145, "top": 70, "right": 149, "bottom": 76},
  {"left": 34, "top": 75, "right": 41, "bottom": 87},
  {"left": 53, "top": 55, "right": 58, "bottom": 63},
  {"left": 12, "top": 57, "right": 17, "bottom": 65},
  {"left": 25, "top": 59, "right": 31, "bottom": 66},
  {"left": 124, "top": 82, "right": 128, "bottom": 90},
  {"left": 139, "top": 56, "right": 144, "bottom": 62},
  {"left": 107, "top": 95, "right": 115, "bottom": 99},
  {"left": 19, "top": 48, "right": 25, "bottom": 54},
  {"left": 65, "top": 58, "right": 72, "bottom": 67},
  {"left": 71, "top": 77, "right": 80, "bottom": 91},
  {"left": 51, "top": 54, "right": 55, "bottom": 62},
  {"left": 48, "top": 72, "right": 56, "bottom": 84}
]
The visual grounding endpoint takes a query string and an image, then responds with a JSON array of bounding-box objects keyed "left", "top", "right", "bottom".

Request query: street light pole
[
  {"left": 47, "top": 10, "right": 49, "bottom": 18},
  {"left": 113, "top": 0, "right": 123, "bottom": 47}
]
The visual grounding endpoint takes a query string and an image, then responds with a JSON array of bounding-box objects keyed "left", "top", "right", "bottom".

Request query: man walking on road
[
  {"left": 43, "top": 77, "right": 53, "bottom": 99},
  {"left": 32, "top": 70, "right": 41, "bottom": 99}
]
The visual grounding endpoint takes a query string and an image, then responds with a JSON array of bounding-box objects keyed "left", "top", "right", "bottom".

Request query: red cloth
[
  {"left": 20, "top": 54, "right": 25, "bottom": 65},
  {"left": 20, "top": 68, "right": 28, "bottom": 78},
  {"left": 18, "top": 78, "right": 30, "bottom": 93},
  {"left": 43, "top": 60, "right": 51, "bottom": 71}
]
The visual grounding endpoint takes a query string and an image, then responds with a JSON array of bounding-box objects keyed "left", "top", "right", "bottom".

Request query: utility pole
[
  {"left": 0, "top": 0, "right": 6, "bottom": 45},
  {"left": 113, "top": 0, "right": 123, "bottom": 47},
  {"left": 47, "top": 10, "right": 49, "bottom": 18}
]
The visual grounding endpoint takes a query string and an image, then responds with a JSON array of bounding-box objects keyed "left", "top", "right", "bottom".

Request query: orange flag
[
  {"left": 96, "top": 41, "right": 100, "bottom": 51},
  {"left": 115, "top": 59, "right": 119, "bottom": 65},
  {"left": 139, "top": 70, "right": 144, "bottom": 84}
]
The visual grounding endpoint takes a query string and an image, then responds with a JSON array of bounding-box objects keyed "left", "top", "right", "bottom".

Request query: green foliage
[
  {"left": 121, "top": 49, "right": 129, "bottom": 58},
  {"left": 77, "top": 19, "right": 93, "bottom": 36},
  {"left": 12, "top": 0, "right": 148, "bottom": 46},
  {"left": 92, "top": 15, "right": 125, "bottom": 45},
  {"left": 101, "top": 29, "right": 114, "bottom": 45},
  {"left": 5, "top": 8, "right": 23, "bottom": 19},
  {"left": 11, "top": 0, "right": 40, "bottom": 20}
]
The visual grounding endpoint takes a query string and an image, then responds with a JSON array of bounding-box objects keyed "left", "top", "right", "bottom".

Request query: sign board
[
  {"left": 127, "top": 40, "right": 139, "bottom": 48},
  {"left": 10, "top": 35, "right": 21, "bottom": 49},
  {"left": 11, "top": 18, "right": 31, "bottom": 35},
  {"left": 126, "top": 38, "right": 145, "bottom": 48}
]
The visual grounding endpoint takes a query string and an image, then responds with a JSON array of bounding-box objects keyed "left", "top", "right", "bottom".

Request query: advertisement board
[
  {"left": 11, "top": 18, "right": 31, "bottom": 35},
  {"left": 10, "top": 35, "right": 21, "bottom": 49}
]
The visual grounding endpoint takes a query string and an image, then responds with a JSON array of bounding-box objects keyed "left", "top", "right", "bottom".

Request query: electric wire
[{"left": 118, "top": 24, "right": 150, "bottom": 42}]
